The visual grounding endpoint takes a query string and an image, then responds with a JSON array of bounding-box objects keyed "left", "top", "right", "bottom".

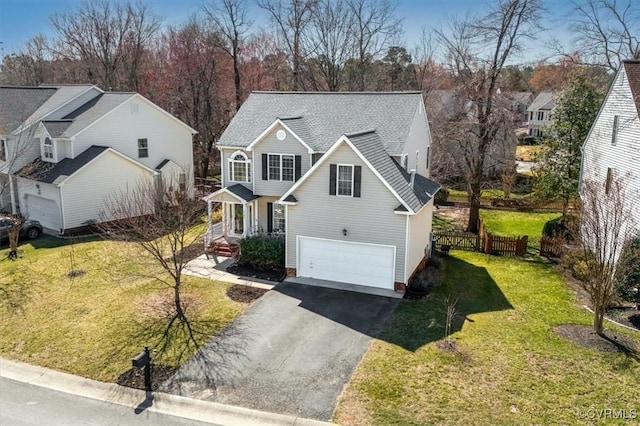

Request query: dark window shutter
[
  {"left": 267, "top": 202, "right": 273, "bottom": 233},
  {"left": 353, "top": 165, "right": 362, "bottom": 197},
  {"left": 262, "top": 153, "right": 268, "bottom": 180},
  {"left": 329, "top": 164, "right": 337, "bottom": 195},
  {"left": 294, "top": 155, "right": 302, "bottom": 181}
]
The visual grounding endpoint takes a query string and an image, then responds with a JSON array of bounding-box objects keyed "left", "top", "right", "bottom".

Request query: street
[{"left": 0, "top": 376, "right": 218, "bottom": 426}]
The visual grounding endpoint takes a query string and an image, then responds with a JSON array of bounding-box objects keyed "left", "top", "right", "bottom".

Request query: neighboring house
[
  {"left": 203, "top": 92, "right": 440, "bottom": 293},
  {"left": 580, "top": 60, "right": 640, "bottom": 246},
  {"left": 0, "top": 85, "right": 195, "bottom": 233},
  {"left": 527, "top": 91, "right": 555, "bottom": 138}
]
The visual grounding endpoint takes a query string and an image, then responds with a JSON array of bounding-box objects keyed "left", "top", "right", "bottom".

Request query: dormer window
[
  {"left": 43, "top": 137, "right": 54, "bottom": 161},
  {"left": 228, "top": 151, "right": 251, "bottom": 183}
]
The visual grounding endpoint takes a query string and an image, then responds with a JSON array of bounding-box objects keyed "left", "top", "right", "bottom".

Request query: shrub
[
  {"left": 211, "top": 207, "right": 223, "bottom": 224},
  {"left": 434, "top": 187, "right": 450, "bottom": 205},
  {"left": 542, "top": 215, "right": 578, "bottom": 241},
  {"left": 238, "top": 235, "right": 285, "bottom": 270}
]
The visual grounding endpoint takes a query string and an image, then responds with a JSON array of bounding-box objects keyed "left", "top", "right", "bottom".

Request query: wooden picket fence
[
  {"left": 433, "top": 219, "right": 528, "bottom": 257},
  {"left": 539, "top": 236, "right": 564, "bottom": 258}
]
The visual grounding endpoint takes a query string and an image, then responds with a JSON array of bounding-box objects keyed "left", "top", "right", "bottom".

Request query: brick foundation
[
  {"left": 394, "top": 282, "right": 407, "bottom": 292},
  {"left": 286, "top": 268, "right": 297, "bottom": 277},
  {"left": 408, "top": 256, "right": 427, "bottom": 284}
]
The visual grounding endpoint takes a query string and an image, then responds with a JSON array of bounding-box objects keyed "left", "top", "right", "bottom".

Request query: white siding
[
  {"left": 285, "top": 143, "right": 407, "bottom": 283},
  {"left": 5, "top": 133, "right": 42, "bottom": 174},
  {"left": 45, "top": 87, "right": 102, "bottom": 120},
  {"left": 73, "top": 96, "right": 194, "bottom": 177},
  {"left": 581, "top": 67, "right": 640, "bottom": 237},
  {"left": 406, "top": 199, "right": 434, "bottom": 280},
  {"left": 61, "top": 150, "right": 155, "bottom": 229},
  {"left": 16, "top": 177, "right": 63, "bottom": 230},
  {"left": 252, "top": 124, "right": 311, "bottom": 196},
  {"left": 402, "top": 102, "right": 432, "bottom": 177}
]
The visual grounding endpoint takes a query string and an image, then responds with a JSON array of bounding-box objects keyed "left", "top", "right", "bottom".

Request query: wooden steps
[{"left": 206, "top": 240, "right": 239, "bottom": 257}]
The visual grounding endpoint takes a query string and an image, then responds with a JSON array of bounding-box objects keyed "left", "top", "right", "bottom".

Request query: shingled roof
[
  {"left": 16, "top": 146, "right": 109, "bottom": 184},
  {"left": 0, "top": 87, "right": 57, "bottom": 133},
  {"left": 219, "top": 91, "right": 424, "bottom": 155},
  {"left": 527, "top": 92, "right": 555, "bottom": 112},
  {"left": 623, "top": 60, "right": 640, "bottom": 116}
]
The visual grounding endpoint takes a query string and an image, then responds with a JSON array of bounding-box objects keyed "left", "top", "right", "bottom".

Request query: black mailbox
[{"left": 132, "top": 351, "right": 149, "bottom": 369}]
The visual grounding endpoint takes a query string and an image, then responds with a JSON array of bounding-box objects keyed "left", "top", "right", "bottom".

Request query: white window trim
[
  {"left": 336, "top": 164, "right": 354, "bottom": 197},
  {"left": 273, "top": 202, "right": 286, "bottom": 233},
  {"left": 42, "top": 136, "right": 56, "bottom": 163},
  {"left": 228, "top": 150, "right": 251, "bottom": 183},
  {"left": 267, "top": 153, "right": 295, "bottom": 182}
]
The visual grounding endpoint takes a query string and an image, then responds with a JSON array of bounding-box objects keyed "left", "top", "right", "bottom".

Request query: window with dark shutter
[
  {"left": 262, "top": 153, "right": 268, "bottom": 180},
  {"left": 295, "top": 155, "right": 301, "bottom": 181},
  {"left": 612, "top": 115, "right": 619, "bottom": 145},
  {"left": 267, "top": 202, "right": 273, "bottom": 233},
  {"left": 329, "top": 164, "right": 337, "bottom": 195},
  {"left": 353, "top": 166, "right": 361, "bottom": 197}
]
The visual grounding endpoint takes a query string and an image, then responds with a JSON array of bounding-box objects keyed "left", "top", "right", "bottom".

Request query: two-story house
[
  {"left": 580, "top": 60, "right": 640, "bottom": 252},
  {"left": 0, "top": 84, "right": 195, "bottom": 233},
  {"left": 203, "top": 92, "right": 440, "bottom": 293},
  {"left": 527, "top": 91, "right": 555, "bottom": 138}
]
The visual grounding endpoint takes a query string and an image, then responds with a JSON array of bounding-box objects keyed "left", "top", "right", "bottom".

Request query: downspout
[{"left": 9, "top": 176, "right": 17, "bottom": 214}]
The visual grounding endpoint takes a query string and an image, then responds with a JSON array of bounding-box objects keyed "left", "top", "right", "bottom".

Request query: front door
[{"left": 233, "top": 203, "right": 244, "bottom": 235}]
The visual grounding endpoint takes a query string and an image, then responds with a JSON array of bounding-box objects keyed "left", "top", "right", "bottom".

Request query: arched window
[
  {"left": 228, "top": 151, "right": 251, "bottom": 183},
  {"left": 43, "top": 137, "right": 54, "bottom": 160}
]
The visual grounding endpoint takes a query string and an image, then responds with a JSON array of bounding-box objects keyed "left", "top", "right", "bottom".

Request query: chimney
[{"left": 410, "top": 169, "right": 416, "bottom": 188}]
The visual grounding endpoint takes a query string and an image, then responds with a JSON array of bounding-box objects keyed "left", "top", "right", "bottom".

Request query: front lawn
[
  {"left": 335, "top": 251, "right": 640, "bottom": 425},
  {"left": 480, "top": 209, "right": 561, "bottom": 238},
  {"left": 0, "top": 236, "right": 244, "bottom": 382}
]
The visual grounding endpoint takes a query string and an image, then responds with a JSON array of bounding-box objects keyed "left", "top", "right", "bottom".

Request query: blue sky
[{"left": 0, "top": 0, "right": 575, "bottom": 63}]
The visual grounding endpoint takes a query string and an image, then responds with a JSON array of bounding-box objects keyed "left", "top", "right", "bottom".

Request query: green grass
[
  {"left": 480, "top": 209, "right": 561, "bottom": 238},
  {"left": 334, "top": 252, "right": 640, "bottom": 425},
  {"left": 448, "top": 188, "right": 534, "bottom": 200},
  {"left": 0, "top": 236, "right": 244, "bottom": 381}
]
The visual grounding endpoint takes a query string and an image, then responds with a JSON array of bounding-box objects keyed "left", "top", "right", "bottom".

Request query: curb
[{"left": 0, "top": 358, "right": 331, "bottom": 426}]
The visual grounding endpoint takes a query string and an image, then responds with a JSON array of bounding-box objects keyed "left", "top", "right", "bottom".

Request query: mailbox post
[{"left": 132, "top": 346, "right": 152, "bottom": 391}]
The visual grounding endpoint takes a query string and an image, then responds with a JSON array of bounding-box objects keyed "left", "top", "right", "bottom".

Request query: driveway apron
[{"left": 162, "top": 281, "right": 399, "bottom": 421}]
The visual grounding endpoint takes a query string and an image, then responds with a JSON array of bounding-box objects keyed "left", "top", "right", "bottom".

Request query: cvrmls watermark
[{"left": 576, "top": 408, "right": 637, "bottom": 420}]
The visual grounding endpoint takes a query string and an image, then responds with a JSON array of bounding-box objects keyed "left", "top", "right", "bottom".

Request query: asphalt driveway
[{"left": 162, "top": 281, "right": 399, "bottom": 421}]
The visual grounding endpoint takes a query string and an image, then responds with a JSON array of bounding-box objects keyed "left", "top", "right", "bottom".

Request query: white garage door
[
  {"left": 25, "top": 195, "right": 61, "bottom": 231},
  {"left": 297, "top": 236, "right": 396, "bottom": 290}
]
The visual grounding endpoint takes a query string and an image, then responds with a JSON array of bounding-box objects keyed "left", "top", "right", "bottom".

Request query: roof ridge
[
  {"left": 345, "top": 129, "right": 377, "bottom": 138},
  {"left": 251, "top": 91, "right": 422, "bottom": 95}
]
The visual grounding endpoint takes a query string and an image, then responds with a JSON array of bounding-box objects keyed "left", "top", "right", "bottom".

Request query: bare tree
[
  {"left": 436, "top": 0, "right": 543, "bottom": 233},
  {"left": 201, "top": 0, "right": 252, "bottom": 109},
  {"left": 257, "top": 0, "right": 318, "bottom": 91},
  {"left": 50, "top": 0, "right": 161, "bottom": 91},
  {"left": 99, "top": 175, "right": 206, "bottom": 354},
  {"left": 0, "top": 35, "right": 53, "bottom": 86},
  {"left": 576, "top": 178, "right": 637, "bottom": 335},
  {"left": 307, "top": 0, "right": 354, "bottom": 91},
  {"left": 571, "top": 0, "right": 640, "bottom": 72},
  {"left": 346, "top": 0, "right": 402, "bottom": 91}
]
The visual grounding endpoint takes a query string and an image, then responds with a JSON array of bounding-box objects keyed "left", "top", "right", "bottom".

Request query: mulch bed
[
  {"left": 225, "top": 263, "right": 287, "bottom": 282},
  {"left": 116, "top": 365, "right": 177, "bottom": 391},
  {"left": 554, "top": 324, "right": 639, "bottom": 355},
  {"left": 226, "top": 284, "right": 269, "bottom": 303}
]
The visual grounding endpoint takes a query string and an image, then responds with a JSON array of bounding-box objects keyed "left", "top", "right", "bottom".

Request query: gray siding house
[{"left": 204, "top": 92, "right": 440, "bottom": 293}]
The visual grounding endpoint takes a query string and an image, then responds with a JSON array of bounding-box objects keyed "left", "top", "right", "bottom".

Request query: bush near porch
[{"left": 238, "top": 235, "right": 285, "bottom": 270}]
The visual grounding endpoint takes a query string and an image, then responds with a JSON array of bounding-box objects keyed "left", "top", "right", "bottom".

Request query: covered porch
[{"left": 202, "top": 184, "right": 261, "bottom": 255}]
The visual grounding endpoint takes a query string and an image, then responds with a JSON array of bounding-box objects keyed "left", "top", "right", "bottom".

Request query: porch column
[
  {"left": 205, "top": 199, "right": 213, "bottom": 247},
  {"left": 242, "top": 202, "right": 249, "bottom": 238}
]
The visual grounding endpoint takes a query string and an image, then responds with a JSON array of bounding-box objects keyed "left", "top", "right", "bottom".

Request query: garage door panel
[
  {"left": 298, "top": 236, "right": 395, "bottom": 289},
  {"left": 26, "top": 196, "right": 60, "bottom": 230}
]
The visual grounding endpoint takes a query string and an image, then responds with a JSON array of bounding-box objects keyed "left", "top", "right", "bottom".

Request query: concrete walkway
[
  {"left": 0, "top": 358, "right": 330, "bottom": 426},
  {"left": 183, "top": 254, "right": 274, "bottom": 290}
]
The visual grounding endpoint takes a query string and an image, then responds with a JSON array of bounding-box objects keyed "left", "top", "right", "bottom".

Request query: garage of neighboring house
[
  {"left": 296, "top": 236, "right": 396, "bottom": 290},
  {"left": 24, "top": 195, "right": 61, "bottom": 231}
]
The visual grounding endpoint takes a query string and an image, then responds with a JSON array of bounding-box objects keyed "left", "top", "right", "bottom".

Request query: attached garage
[
  {"left": 25, "top": 195, "right": 61, "bottom": 231},
  {"left": 297, "top": 236, "right": 396, "bottom": 290}
]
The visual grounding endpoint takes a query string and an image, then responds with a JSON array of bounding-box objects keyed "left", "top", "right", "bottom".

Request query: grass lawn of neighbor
[
  {"left": 480, "top": 209, "right": 561, "bottom": 238},
  {"left": 335, "top": 251, "right": 640, "bottom": 425},
  {"left": 0, "top": 235, "right": 244, "bottom": 382}
]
